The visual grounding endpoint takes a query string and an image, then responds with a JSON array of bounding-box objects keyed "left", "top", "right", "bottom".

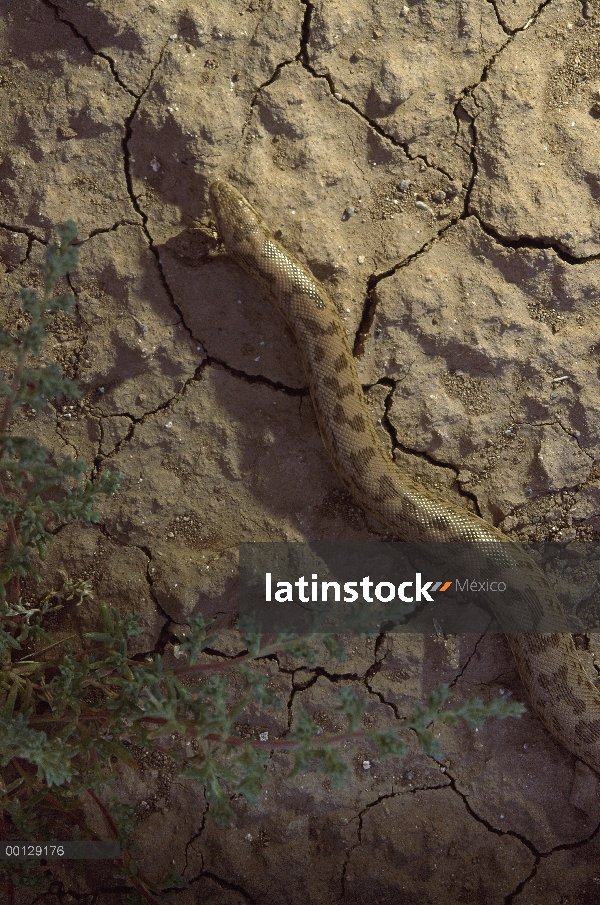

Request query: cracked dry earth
[{"left": 3, "top": 0, "right": 600, "bottom": 902}]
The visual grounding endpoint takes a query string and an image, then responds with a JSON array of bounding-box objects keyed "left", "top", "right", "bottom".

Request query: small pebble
[
  {"left": 432, "top": 190, "right": 446, "bottom": 203},
  {"left": 415, "top": 200, "right": 434, "bottom": 214},
  {"left": 399, "top": 179, "right": 411, "bottom": 191},
  {"left": 362, "top": 760, "right": 371, "bottom": 770},
  {"left": 343, "top": 205, "right": 355, "bottom": 220},
  {"left": 357, "top": 255, "right": 365, "bottom": 264}
]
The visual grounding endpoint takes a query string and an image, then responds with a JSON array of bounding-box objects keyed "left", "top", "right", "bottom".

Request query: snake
[{"left": 209, "top": 178, "right": 600, "bottom": 774}]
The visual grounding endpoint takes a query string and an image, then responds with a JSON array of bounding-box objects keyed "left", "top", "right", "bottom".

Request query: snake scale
[{"left": 209, "top": 178, "right": 600, "bottom": 773}]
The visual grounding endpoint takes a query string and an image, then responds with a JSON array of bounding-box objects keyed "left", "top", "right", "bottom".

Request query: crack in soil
[
  {"left": 85, "top": 219, "right": 143, "bottom": 241},
  {"left": 371, "top": 376, "right": 488, "bottom": 519},
  {"left": 40, "top": 0, "right": 137, "bottom": 97}
]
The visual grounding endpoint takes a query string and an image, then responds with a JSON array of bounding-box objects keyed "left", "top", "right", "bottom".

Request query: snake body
[{"left": 209, "top": 178, "right": 600, "bottom": 773}]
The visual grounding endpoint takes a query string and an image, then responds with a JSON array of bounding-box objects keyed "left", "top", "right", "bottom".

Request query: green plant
[
  {"left": 0, "top": 224, "right": 525, "bottom": 904},
  {"left": 0, "top": 221, "right": 121, "bottom": 607}
]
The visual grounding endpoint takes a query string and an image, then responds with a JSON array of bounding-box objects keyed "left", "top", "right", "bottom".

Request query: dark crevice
[
  {"left": 449, "top": 1, "right": 585, "bottom": 266},
  {"left": 374, "top": 373, "right": 487, "bottom": 519},
  {"left": 89, "top": 359, "right": 210, "bottom": 476},
  {"left": 483, "top": 0, "right": 513, "bottom": 35},
  {"left": 285, "top": 674, "right": 296, "bottom": 732},
  {"left": 448, "top": 3, "right": 548, "bottom": 215},
  {"left": 454, "top": 98, "right": 479, "bottom": 219},
  {"left": 204, "top": 355, "right": 308, "bottom": 398},
  {"left": 184, "top": 809, "right": 208, "bottom": 874},
  {"left": 504, "top": 866, "right": 540, "bottom": 905},
  {"left": 39, "top": 0, "right": 137, "bottom": 97},
  {"left": 38, "top": 4, "right": 198, "bottom": 350},
  {"left": 298, "top": 0, "right": 314, "bottom": 68},
  {"left": 448, "top": 772, "right": 541, "bottom": 855},
  {"left": 24, "top": 234, "right": 35, "bottom": 262},
  {"left": 301, "top": 62, "right": 453, "bottom": 184},
  {"left": 448, "top": 767, "right": 600, "bottom": 905},
  {"left": 95, "top": 522, "right": 152, "bottom": 564},
  {"left": 0, "top": 221, "right": 43, "bottom": 246},
  {"left": 91, "top": 527, "right": 174, "bottom": 648},
  {"left": 353, "top": 214, "right": 460, "bottom": 357},
  {"left": 469, "top": 211, "right": 600, "bottom": 264},
  {"left": 443, "top": 773, "right": 542, "bottom": 904},
  {"left": 85, "top": 220, "right": 143, "bottom": 241},
  {"left": 355, "top": 791, "right": 397, "bottom": 841},
  {"left": 289, "top": 665, "right": 376, "bottom": 689},
  {"left": 352, "top": 273, "right": 382, "bottom": 358},
  {"left": 129, "top": 615, "right": 174, "bottom": 660},
  {"left": 446, "top": 632, "right": 490, "bottom": 689},
  {"left": 452, "top": 55, "right": 506, "bottom": 222},
  {"left": 44, "top": 520, "right": 166, "bottom": 668},
  {"left": 368, "top": 376, "right": 396, "bottom": 452},
  {"left": 200, "top": 645, "right": 250, "bottom": 663},
  {"left": 120, "top": 38, "right": 200, "bottom": 350},
  {"left": 241, "top": 60, "right": 295, "bottom": 139},
  {"left": 95, "top": 412, "right": 135, "bottom": 461},
  {"left": 338, "top": 785, "right": 465, "bottom": 900},
  {"left": 363, "top": 684, "right": 400, "bottom": 720},
  {"left": 504, "top": 790, "right": 600, "bottom": 905},
  {"left": 484, "top": 0, "right": 552, "bottom": 36},
  {"left": 298, "top": 0, "right": 456, "bottom": 184},
  {"left": 409, "top": 153, "right": 454, "bottom": 183},
  {"left": 194, "top": 870, "right": 256, "bottom": 903},
  {"left": 237, "top": 0, "right": 309, "bottom": 139},
  {"left": 237, "top": 0, "right": 314, "bottom": 134}
]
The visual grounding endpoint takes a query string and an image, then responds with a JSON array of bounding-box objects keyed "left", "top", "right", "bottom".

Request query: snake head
[{"left": 209, "top": 179, "right": 269, "bottom": 268}]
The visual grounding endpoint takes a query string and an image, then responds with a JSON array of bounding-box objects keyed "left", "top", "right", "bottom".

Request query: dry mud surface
[{"left": 2, "top": 0, "right": 600, "bottom": 902}]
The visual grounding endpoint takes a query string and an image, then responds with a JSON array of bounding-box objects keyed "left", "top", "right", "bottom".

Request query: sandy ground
[{"left": 2, "top": 0, "right": 600, "bottom": 901}]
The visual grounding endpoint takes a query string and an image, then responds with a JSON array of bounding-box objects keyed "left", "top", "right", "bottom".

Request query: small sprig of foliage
[
  {"left": 0, "top": 224, "right": 525, "bottom": 905},
  {"left": 0, "top": 221, "right": 121, "bottom": 606}
]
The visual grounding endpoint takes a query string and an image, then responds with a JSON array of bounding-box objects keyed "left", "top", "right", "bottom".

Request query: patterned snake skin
[{"left": 209, "top": 178, "right": 600, "bottom": 773}]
